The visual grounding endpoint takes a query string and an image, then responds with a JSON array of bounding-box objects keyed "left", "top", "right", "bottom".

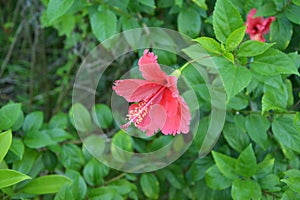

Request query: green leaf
[
  {"left": 294, "top": 112, "right": 300, "bottom": 131},
  {"left": 213, "top": 0, "right": 244, "bottom": 43},
  {"left": 212, "top": 151, "right": 238, "bottom": 179},
  {"left": 227, "top": 94, "right": 249, "bottom": 110},
  {"left": 22, "top": 111, "right": 43, "bottom": 132},
  {"left": 89, "top": 8, "right": 117, "bottom": 42},
  {"left": 152, "top": 49, "right": 177, "bottom": 66},
  {"left": 0, "top": 169, "right": 31, "bottom": 189},
  {"left": 237, "top": 40, "right": 274, "bottom": 57},
  {"left": 52, "top": 14, "right": 75, "bottom": 37},
  {"left": 111, "top": 130, "right": 133, "bottom": 162},
  {"left": 69, "top": 103, "right": 95, "bottom": 133},
  {"left": 54, "top": 184, "right": 74, "bottom": 200},
  {"left": 149, "top": 135, "right": 172, "bottom": 151},
  {"left": 175, "top": 0, "right": 183, "bottom": 7},
  {"left": 43, "top": 128, "right": 73, "bottom": 143},
  {"left": 88, "top": 186, "right": 122, "bottom": 200},
  {"left": 24, "top": 130, "right": 56, "bottom": 148},
  {"left": 92, "top": 104, "right": 113, "bottom": 129},
  {"left": 186, "top": 157, "right": 214, "bottom": 183},
  {"left": 11, "top": 109, "right": 24, "bottom": 131},
  {"left": 231, "top": 179, "right": 262, "bottom": 200},
  {"left": 19, "top": 175, "right": 71, "bottom": 194},
  {"left": 293, "top": 0, "right": 300, "bottom": 6},
  {"left": 0, "top": 103, "right": 22, "bottom": 131},
  {"left": 245, "top": 114, "right": 270, "bottom": 150},
  {"left": 285, "top": 4, "right": 300, "bottom": 25},
  {"left": 192, "top": 0, "right": 207, "bottom": 10},
  {"left": 157, "top": 0, "right": 174, "bottom": 8},
  {"left": 83, "top": 158, "right": 109, "bottom": 187},
  {"left": 255, "top": 1, "right": 276, "bottom": 16},
  {"left": 244, "top": 0, "right": 263, "bottom": 11},
  {"left": 220, "top": 63, "right": 252, "bottom": 101},
  {"left": 262, "top": 84, "right": 288, "bottom": 112},
  {"left": 286, "top": 79, "right": 294, "bottom": 107},
  {"left": 9, "top": 138, "right": 25, "bottom": 160},
  {"left": 42, "top": 151, "right": 58, "bottom": 172},
  {"left": 251, "top": 48, "right": 298, "bottom": 76},
  {"left": 122, "top": 17, "right": 142, "bottom": 49},
  {"left": 282, "top": 189, "right": 300, "bottom": 200},
  {"left": 13, "top": 148, "right": 38, "bottom": 174},
  {"left": 226, "top": 26, "right": 246, "bottom": 51},
  {"left": 205, "top": 165, "right": 232, "bottom": 190},
  {"left": 256, "top": 155, "right": 274, "bottom": 177},
  {"left": 282, "top": 169, "right": 300, "bottom": 193},
  {"left": 272, "top": 115, "right": 300, "bottom": 153},
  {"left": 164, "top": 166, "right": 185, "bottom": 189},
  {"left": 109, "top": 179, "right": 135, "bottom": 195},
  {"left": 84, "top": 135, "right": 106, "bottom": 159},
  {"left": 49, "top": 113, "right": 69, "bottom": 129},
  {"left": 140, "top": 174, "right": 160, "bottom": 199},
  {"left": 223, "top": 52, "right": 234, "bottom": 63},
  {"left": 193, "top": 37, "right": 222, "bottom": 54},
  {"left": 138, "top": 0, "right": 155, "bottom": 8},
  {"left": 273, "top": 0, "right": 286, "bottom": 10},
  {"left": 178, "top": 7, "right": 201, "bottom": 38},
  {"left": 66, "top": 169, "right": 87, "bottom": 200},
  {"left": 223, "top": 122, "right": 250, "bottom": 153},
  {"left": 235, "top": 144, "right": 257, "bottom": 177},
  {"left": 47, "top": 0, "right": 74, "bottom": 24},
  {"left": 270, "top": 18, "right": 293, "bottom": 50},
  {"left": 61, "top": 144, "right": 84, "bottom": 171},
  {"left": 260, "top": 174, "right": 280, "bottom": 192},
  {"left": 106, "top": 0, "right": 129, "bottom": 11},
  {"left": 0, "top": 130, "right": 12, "bottom": 163}
]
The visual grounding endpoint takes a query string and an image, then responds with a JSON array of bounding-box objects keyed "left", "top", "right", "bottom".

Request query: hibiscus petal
[
  {"left": 247, "top": 8, "right": 256, "bottom": 19},
  {"left": 130, "top": 83, "right": 164, "bottom": 102},
  {"left": 160, "top": 94, "right": 191, "bottom": 135},
  {"left": 178, "top": 96, "right": 191, "bottom": 134},
  {"left": 151, "top": 105, "right": 167, "bottom": 129},
  {"left": 246, "top": 8, "right": 275, "bottom": 42},
  {"left": 161, "top": 113, "right": 180, "bottom": 135},
  {"left": 138, "top": 104, "right": 167, "bottom": 137},
  {"left": 262, "top": 17, "right": 276, "bottom": 34},
  {"left": 139, "top": 64, "right": 168, "bottom": 83},
  {"left": 138, "top": 49, "right": 168, "bottom": 82},
  {"left": 160, "top": 89, "right": 179, "bottom": 117},
  {"left": 138, "top": 49, "right": 158, "bottom": 65},
  {"left": 148, "top": 104, "right": 167, "bottom": 135},
  {"left": 250, "top": 33, "right": 265, "bottom": 42},
  {"left": 113, "top": 79, "right": 147, "bottom": 102},
  {"left": 113, "top": 79, "right": 161, "bottom": 102}
]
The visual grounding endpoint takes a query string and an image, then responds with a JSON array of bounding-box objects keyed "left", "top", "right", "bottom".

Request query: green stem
[
  {"left": 104, "top": 173, "right": 126, "bottom": 185},
  {"left": 229, "top": 109, "right": 297, "bottom": 116},
  {"left": 171, "top": 55, "right": 214, "bottom": 77}
]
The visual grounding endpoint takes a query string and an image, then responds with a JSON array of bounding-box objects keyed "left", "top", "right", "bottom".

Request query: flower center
[
  {"left": 121, "top": 86, "right": 166, "bottom": 129},
  {"left": 127, "top": 100, "right": 152, "bottom": 125}
]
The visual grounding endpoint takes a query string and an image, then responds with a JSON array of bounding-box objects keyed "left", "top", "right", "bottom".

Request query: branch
[{"left": 0, "top": 20, "right": 24, "bottom": 77}]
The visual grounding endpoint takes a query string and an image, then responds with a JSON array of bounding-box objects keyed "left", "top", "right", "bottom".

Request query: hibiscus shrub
[{"left": 1, "top": 0, "right": 300, "bottom": 199}]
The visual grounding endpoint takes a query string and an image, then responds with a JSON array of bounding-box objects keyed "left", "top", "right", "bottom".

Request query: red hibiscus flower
[
  {"left": 112, "top": 49, "right": 191, "bottom": 136},
  {"left": 245, "top": 8, "right": 276, "bottom": 42}
]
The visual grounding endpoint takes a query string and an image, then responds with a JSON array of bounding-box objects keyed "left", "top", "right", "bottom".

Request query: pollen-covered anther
[{"left": 127, "top": 100, "right": 151, "bottom": 126}]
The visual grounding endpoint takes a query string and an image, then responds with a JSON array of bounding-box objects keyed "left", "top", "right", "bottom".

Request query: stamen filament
[{"left": 122, "top": 85, "right": 166, "bottom": 128}]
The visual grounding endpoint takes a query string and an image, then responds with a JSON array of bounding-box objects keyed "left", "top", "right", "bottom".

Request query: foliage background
[{"left": 1, "top": 0, "right": 300, "bottom": 199}]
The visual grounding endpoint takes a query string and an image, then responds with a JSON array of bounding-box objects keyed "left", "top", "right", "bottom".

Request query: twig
[
  {"left": 290, "top": 99, "right": 300, "bottom": 111},
  {"left": 0, "top": 20, "right": 24, "bottom": 77},
  {"left": 29, "top": 16, "right": 40, "bottom": 111},
  {"left": 104, "top": 173, "right": 126, "bottom": 185}
]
